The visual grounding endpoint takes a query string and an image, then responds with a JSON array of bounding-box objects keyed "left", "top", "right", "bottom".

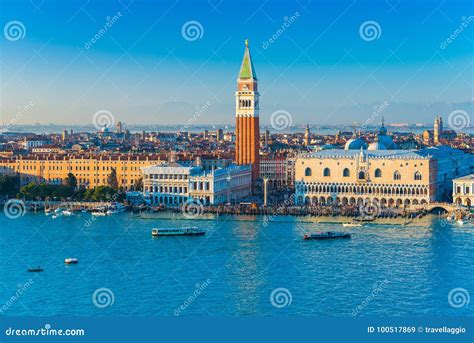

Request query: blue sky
[{"left": 1, "top": 0, "right": 473, "bottom": 127}]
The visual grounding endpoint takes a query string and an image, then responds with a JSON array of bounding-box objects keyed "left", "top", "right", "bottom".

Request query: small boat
[
  {"left": 64, "top": 258, "right": 78, "bottom": 264},
  {"left": 45, "top": 208, "right": 53, "bottom": 216},
  {"left": 343, "top": 223, "right": 362, "bottom": 227},
  {"left": 52, "top": 213, "right": 63, "bottom": 219},
  {"left": 28, "top": 266, "right": 43, "bottom": 272},
  {"left": 152, "top": 227, "right": 205, "bottom": 237},
  {"left": 91, "top": 208, "right": 107, "bottom": 216},
  {"left": 303, "top": 231, "right": 351, "bottom": 240},
  {"left": 106, "top": 203, "right": 127, "bottom": 215},
  {"left": 62, "top": 210, "right": 73, "bottom": 216},
  {"left": 456, "top": 218, "right": 470, "bottom": 226}
]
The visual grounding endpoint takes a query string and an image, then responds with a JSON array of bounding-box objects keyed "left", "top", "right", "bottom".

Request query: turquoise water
[{"left": 1, "top": 212, "right": 473, "bottom": 317}]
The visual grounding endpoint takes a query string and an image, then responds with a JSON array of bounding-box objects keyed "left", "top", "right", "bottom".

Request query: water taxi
[
  {"left": 303, "top": 231, "right": 351, "bottom": 240},
  {"left": 343, "top": 223, "right": 362, "bottom": 227},
  {"left": 64, "top": 258, "right": 78, "bottom": 264},
  {"left": 151, "top": 227, "right": 205, "bottom": 237},
  {"left": 106, "top": 203, "right": 127, "bottom": 215}
]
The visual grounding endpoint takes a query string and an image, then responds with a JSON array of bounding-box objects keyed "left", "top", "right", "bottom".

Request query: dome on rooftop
[
  {"left": 368, "top": 142, "right": 387, "bottom": 150},
  {"left": 344, "top": 138, "right": 366, "bottom": 150}
]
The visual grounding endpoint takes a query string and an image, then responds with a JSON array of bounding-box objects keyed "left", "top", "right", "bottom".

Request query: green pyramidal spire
[{"left": 238, "top": 39, "right": 257, "bottom": 80}]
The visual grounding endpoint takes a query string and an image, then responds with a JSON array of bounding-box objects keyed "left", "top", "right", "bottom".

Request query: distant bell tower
[
  {"left": 235, "top": 39, "right": 260, "bottom": 183},
  {"left": 434, "top": 115, "right": 443, "bottom": 144},
  {"left": 304, "top": 124, "right": 310, "bottom": 146}
]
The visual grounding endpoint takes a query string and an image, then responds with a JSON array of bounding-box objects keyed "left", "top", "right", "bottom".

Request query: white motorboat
[
  {"left": 62, "top": 210, "right": 73, "bottom": 216},
  {"left": 64, "top": 258, "right": 78, "bottom": 264},
  {"left": 343, "top": 223, "right": 362, "bottom": 227}
]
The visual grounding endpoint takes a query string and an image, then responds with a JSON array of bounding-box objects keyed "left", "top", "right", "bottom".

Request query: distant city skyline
[{"left": 1, "top": 0, "right": 473, "bottom": 127}]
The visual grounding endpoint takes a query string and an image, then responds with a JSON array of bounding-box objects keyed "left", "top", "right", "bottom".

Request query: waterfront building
[
  {"left": 453, "top": 174, "right": 473, "bottom": 207},
  {"left": 259, "top": 155, "right": 296, "bottom": 189},
  {"left": 0, "top": 154, "right": 163, "bottom": 189},
  {"left": 235, "top": 40, "right": 260, "bottom": 183},
  {"left": 142, "top": 162, "right": 251, "bottom": 206},
  {"left": 294, "top": 146, "right": 473, "bottom": 207}
]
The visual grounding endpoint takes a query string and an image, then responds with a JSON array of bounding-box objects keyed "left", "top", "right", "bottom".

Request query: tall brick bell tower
[{"left": 235, "top": 39, "right": 260, "bottom": 186}]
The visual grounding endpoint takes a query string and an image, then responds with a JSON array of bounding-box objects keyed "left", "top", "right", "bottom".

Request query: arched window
[
  {"left": 323, "top": 168, "right": 330, "bottom": 177},
  {"left": 343, "top": 168, "right": 350, "bottom": 177},
  {"left": 374, "top": 168, "right": 382, "bottom": 178},
  {"left": 414, "top": 171, "right": 422, "bottom": 180},
  {"left": 305, "top": 167, "right": 312, "bottom": 177},
  {"left": 394, "top": 171, "right": 401, "bottom": 180},
  {"left": 358, "top": 171, "right": 365, "bottom": 179}
]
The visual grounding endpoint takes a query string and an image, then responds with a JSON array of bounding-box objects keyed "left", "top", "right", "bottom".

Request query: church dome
[
  {"left": 344, "top": 138, "right": 366, "bottom": 150},
  {"left": 378, "top": 135, "right": 396, "bottom": 149},
  {"left": 368, "top": 142, "right": 386, "bottom": 150}
]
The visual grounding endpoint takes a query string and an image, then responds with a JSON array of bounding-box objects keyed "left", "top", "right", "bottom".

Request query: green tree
[
  {"left": 107, "top": 168, "right": 119, "bottom": 190},
  {"left": 0, "top": 174, "right": 20, "bottom": 198},
  {"left": 64, "top": 173, "right": 77, "bottom": 190}
]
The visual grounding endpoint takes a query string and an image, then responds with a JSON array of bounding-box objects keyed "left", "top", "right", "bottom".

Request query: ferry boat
[
  {"left": 64, "top": 258, "right": 78, "bottom": 264},
  {"left": 303, "top": 231, "right": 351, "bottom": 240},
  {"left": 151, "top": 227, "right": 205, "bottom": 237},
  {"left": 343, "top": 223, "right": 362, "bottom": 227}
]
